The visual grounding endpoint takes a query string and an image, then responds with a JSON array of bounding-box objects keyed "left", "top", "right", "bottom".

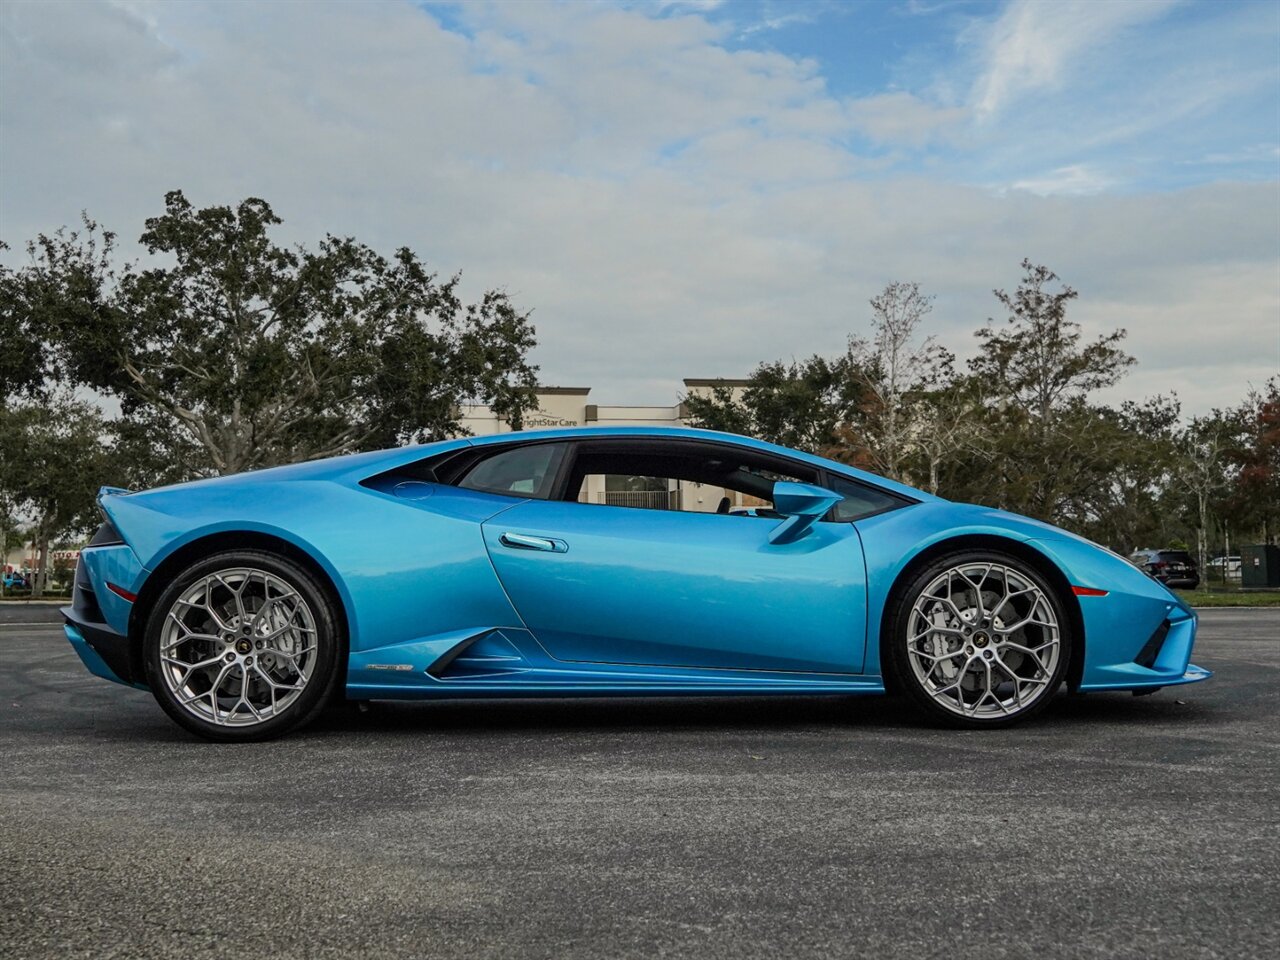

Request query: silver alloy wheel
[
  {"left": 905, "top": 562, "right": 1060, "bottom": 719},
  {"left": 157, "top": 567, "right": 318, "bottom": 727}
]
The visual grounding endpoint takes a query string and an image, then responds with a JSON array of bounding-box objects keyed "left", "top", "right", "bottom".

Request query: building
[{"left": 461, "top": 378, "right": 758, "bottom": 514}]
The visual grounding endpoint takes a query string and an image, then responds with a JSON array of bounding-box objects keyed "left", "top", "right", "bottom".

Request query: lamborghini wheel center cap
[
  {"left": 973, "top": 632, "right": 990, "bottom": 648},
  {"left": 235, "top": 638, "right": 253, "bottom": 655}
]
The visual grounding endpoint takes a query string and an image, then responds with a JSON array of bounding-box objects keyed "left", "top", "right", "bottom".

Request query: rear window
[
  {"left": 1157, "top": 551, "right": 1195, "bottom": 564},
  {"left": 457, "top": 442, "right": 567, "bottom": 500}
]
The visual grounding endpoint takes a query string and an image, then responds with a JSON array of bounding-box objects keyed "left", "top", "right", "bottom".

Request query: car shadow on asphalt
[{"left": 295, "top": 688, "right": 1216, "bottom": 738}]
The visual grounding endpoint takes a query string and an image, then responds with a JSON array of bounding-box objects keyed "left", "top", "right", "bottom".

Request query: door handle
[{"left": 499, "top": 532, "right": 568, "bottom": 553}]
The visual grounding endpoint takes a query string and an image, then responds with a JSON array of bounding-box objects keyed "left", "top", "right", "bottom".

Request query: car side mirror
[{"left": 768, "top": 481, "right": 843, "bottom": 545}]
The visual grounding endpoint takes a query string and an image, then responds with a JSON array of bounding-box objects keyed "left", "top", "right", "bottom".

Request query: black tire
[
  {"left": 143, "top": 549, "right": 344, "bottom": 742},
  {"left": 884, "top": 549, "right": 1073, "bottom": 728}
]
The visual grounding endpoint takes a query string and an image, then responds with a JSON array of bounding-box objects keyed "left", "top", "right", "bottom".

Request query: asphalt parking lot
[{"left": 1, "top": 607, "right": 1276, "bottom": 959}]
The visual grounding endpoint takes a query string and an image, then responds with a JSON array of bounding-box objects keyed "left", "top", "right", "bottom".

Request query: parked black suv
[{"left": 1129, "top": 549, "right": 1200, "bottom": 589}]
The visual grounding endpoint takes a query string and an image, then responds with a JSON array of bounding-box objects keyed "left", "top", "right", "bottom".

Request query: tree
[
  {"left": 908, "top": 367, "right": 989, "bottom": 496},
  {"left": 683, "top": 354, "right": 871, "bottom": 459},
  {"left": 1, "top": 223, "right": 127, "bottom": 403},
  {"left": 685, "top": 283, "right": 963, "bottom": 480},
  {"left": 108, "top": 408, "right": 209, "bottom": 491},
  {"left": 1178, "top": 414, "right": 1234, "bottom": 575},
  {"left": 966, "top": 261, "right": 1136, "bottom": 522},
  {"left": 681, "top": 381, "right": 755, "bottom": 438},
  {"left": 1090, "top": 397, "right": 1183, "bottom": 551},
  {"left": 1223, "top": 379, "right": 1280, "bottom": 544},
  {"left": 14, "top": 191, "right": 540, "bottom": 477},
  {"left": 972, "top": 260, "right": 1134, "bottom": 424},
  {"left": 0, "top": 397, "right": 115, "bottom": 597},
  {"left": 850, "top": 282, "right": 949, "bottom": 482}
]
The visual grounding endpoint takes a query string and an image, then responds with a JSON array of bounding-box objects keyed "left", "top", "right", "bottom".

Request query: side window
[
  {"left": 571, "top": 456, "right": 809, "bottom": 515},
  {"left": 824, "top": 475, "right": 905, "bottom": 522},
  {"left": 579, "top": 473, "right": 679, "bottom": 511},
  {"left": 458, "top": 443, "right": 566, "bottom": 499}
]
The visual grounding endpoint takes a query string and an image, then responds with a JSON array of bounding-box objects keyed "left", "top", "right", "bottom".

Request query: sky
[{"left": 1, "top": 0, "right": 1278, "bottom": 414}]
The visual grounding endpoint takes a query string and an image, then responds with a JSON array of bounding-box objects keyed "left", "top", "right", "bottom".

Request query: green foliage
[
  {"left": 972, "top": 260, "right": 1134, "bottom": 421},
  {"left": 1224, "top": 379, "right": 1280, "bottom": 541},
  {"left": 1, "top": 231, "right": 117, "bottom": 401},
  {"left": 683, "top": 355, "right": 872, "bottom": 460},
  {"left": 1072, "top": 396, "right": 1184, "bottom": 550},
  {"left": 8, "top": 190, "right": 539, "bottom": 477},
  {"left": 0, "top": 397, "right": 111, "bottom": 536},
  {"left": 0, "top": 396, "right": 116, "bottom": 595},
  {"left": 961, "top": 260, "right": 1137, "bottom": 522},
  {"left": 1174, "top": 588, "right": 1280, "bottom": 607},
  {"left": 0, "top": 513, "right": 23, "bottom": 555}
]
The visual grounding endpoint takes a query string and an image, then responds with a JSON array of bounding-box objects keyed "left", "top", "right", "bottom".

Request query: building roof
[{"left": 682, "top": 378, "right": 752, "bottom": 388}]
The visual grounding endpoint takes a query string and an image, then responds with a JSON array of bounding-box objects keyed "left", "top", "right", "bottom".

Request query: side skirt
[{"left": 346, "top": 626, "right": 884, "bottom": 700}]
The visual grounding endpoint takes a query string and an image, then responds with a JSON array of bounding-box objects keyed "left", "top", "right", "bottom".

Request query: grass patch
[{"left": 1175, "top": 589, "right": 1280, "bottom": 607}]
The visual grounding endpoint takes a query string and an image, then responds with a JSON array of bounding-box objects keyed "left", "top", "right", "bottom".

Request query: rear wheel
[
  {"left": 886, "top": 550, "right": 1072, "bottom": 727},
  {"left": 143, "top": 550, "right": 343, "bottom": 742}
]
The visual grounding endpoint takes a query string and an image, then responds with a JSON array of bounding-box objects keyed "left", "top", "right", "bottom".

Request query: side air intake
[
  {"left": 1135, "top": 620, "right": 1171, "bottom": 669},
  {"left": 429, "top": 630, "right": 529, "bottom": 680}
]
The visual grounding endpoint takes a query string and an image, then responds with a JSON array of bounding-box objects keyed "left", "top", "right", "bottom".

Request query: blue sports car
[{"left": 63, "top": 426, "right": 1210, "bottom": 741}]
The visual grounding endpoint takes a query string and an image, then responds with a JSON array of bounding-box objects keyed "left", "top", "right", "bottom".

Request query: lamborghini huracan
[{"left": 63, "top": 426, "right": 1210, "bottom": 741}]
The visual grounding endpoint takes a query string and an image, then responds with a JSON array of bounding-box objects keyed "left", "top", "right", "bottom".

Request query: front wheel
[
  {"left": 885, "top": 551, "right": 1072, "bottom": 727},
  {"left": 143, "top": 550, "right": 343, "bottom": 742}
]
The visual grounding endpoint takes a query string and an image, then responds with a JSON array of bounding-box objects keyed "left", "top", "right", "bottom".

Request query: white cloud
[
  {"left": 737, "top": 6, "right": 817, "bottom": 38},
  {"left": 1009, "top": 164, "right": 1114, "bottom": 196},
  {"left": 653, "top": 0, "right": 726, "bottom": 11},
  {"left": 970, "top": 0, "right": 1178, "bottom": 119},
  {"left": 846, "top": 92, "right": 965, "bottom": 147},
  {"left": 0, "top": 0, "right": 1275, "bottom": 418},
  {"left": 1195, "top": 144, "right": 1280, "bottom": 166}
]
